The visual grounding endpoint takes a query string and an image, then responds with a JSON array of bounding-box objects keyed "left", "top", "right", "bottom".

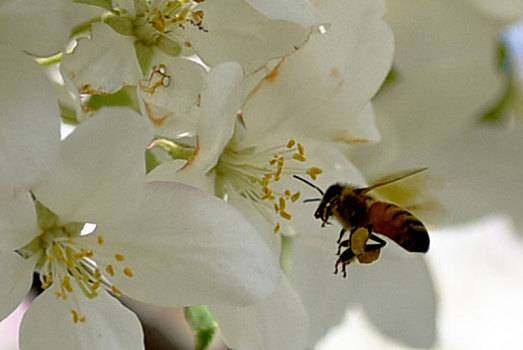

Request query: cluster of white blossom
[{"left": 1, "top": 0, "right": 521, "bottom": 349}]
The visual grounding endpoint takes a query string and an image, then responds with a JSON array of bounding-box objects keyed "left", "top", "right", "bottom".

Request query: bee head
[{"left": 314, "top": 184, "right": 343, "bottom": 224}]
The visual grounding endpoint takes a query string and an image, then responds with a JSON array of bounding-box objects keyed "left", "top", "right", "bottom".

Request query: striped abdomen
[{"left": 367, "top": 202, "right": 429, "bottom": 252}]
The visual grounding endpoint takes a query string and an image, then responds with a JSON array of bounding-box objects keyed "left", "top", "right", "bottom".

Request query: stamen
[
  {"left": 106, "top": 264, "right": 115, "bottom": 276},
  {"left": 115, "top": 253, "right": 125, "bottom": 262},
  {"left": 123, "top": 267, "right": 134, "bottom": 278},
  {"left": 97, "top": 235, "right": 104, "bottom": 245}
]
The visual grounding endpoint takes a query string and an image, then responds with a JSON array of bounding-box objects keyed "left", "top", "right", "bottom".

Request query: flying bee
[{"left": 294, "top": 168, "right": 430, "bottom": 277}]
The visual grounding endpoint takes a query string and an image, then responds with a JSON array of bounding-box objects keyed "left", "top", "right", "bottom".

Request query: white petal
[
  {"left": 61, "top": 22, "right": 142, "bottom": 94},
  {"left": 33, "top": 107, "right": 153, "bottom": 224},
  {"left": 20, "top": 288, "right": 144, "bottom": 350},
  {"left": 0, "top": 192, "right": 39, "bottom": 250},
  {"left": 137, "top": 53, "right": 206, "bottom": 137},
  {"left": 190, "top": 62, "right": 244, "bottom": 173},
  {"left": 146, "top": 160, "right": 215, "bottom": 193},
  {"left": 0, "top": 0, "right": 103, "bottom": 56},
  {"left": 242, "top": 0, "right": 393, "bottom": 144},
  {"left": 358, "top": 250, "right": 437, "bottom": 347},
  {"left": 84, "top": 181, "right": 281, "bottom": 307},
  {"left": 245, "top": 0, "right": 325, "bottom": 26},
  {"left": 211, "top": 276, "right": 309, "bottom": 350},
  {"left": 185, "top": 0, "right": 313, "bottom": 73},
  {"left": 288, "top": 238, "right": 436, "bottom": 347},
  {"left": 0, "top": 252, "right": 36, "bottom": 322},
  {"left": 0, "top": 44, "right": 60, "bottom": 196}
]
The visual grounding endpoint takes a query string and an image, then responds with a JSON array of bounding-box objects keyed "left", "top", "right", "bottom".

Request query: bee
[{"left": 294, "top": 169, "right": 430, "bottom": 277}]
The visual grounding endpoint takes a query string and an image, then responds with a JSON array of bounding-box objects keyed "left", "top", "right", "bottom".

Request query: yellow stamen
[
  {"left": 307, "top": 167, "right": 323, "bottom": 180},
  {"left": 94, "top": 268, "right": 102, "bottom": 280},
  {"left": 287, "top": 139, "right": 296, "bottom": 148},
  {"left": 97, "top": 235, "right": 104, "bottom": 245},
  {"left": 293, "top": 153, "right": 306, "bottom": 162},
  {"left": 111, "top": 285, "right": 122, "bottom": 297},
  {"left": 106, "top": 264, "right": 115, "bottom": 276},
  {"left": 71, "top": 310, "right": 80, "bottom": 323},
  {"left": 280, "top": 210, "right": 292, "bottom": 220},
  {"left": 274, "top": 223, "right": 281, "bottom": 233},
  {"left": 123, "top": 267, "right": 134, "bottom": 278},
  {"left": 297, "top": 142, "right": 305, "bottom": 155},
  {"left": 115, "top": 253, "right": 125, "bottom": 262},
  {"left": 291, "top": 191, "right": 301, "bottom": 202}
]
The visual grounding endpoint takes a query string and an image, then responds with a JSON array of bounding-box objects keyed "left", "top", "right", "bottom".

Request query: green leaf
[
  {"left": 185, "top": 306, "right": 218, "bottom": 350},
  {"left": 74, "top": 0, "right": 113, "bottom": 11},
  {"left": 85, "top": 86, "right": 138, "bottom": 111},
  {"left": 480, "top": 81, "right": 513, "bottom": 123}
]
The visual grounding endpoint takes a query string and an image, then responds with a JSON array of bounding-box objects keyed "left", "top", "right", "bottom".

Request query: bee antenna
[
  {"left": 303, "top": 198, "right": 321, "bottom": 203},
  {"left": 293, "top": 175, "right": 325, "bottom": 196}
]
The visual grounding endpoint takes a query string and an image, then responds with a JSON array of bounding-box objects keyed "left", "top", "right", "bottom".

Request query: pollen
[
  {"left": 115, "top": 253, "right": 125, "bottom": 262},
  {"left": 111, "top": 285, "right": 122, "bottom": 297},
  {"left": 123, "top": 267, "right": 134, "bottom": 278}
]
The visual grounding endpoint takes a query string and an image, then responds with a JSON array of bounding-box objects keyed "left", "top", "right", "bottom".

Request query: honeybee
[{"left": 294, "top": 169, "right": 430, "bottom": 277}]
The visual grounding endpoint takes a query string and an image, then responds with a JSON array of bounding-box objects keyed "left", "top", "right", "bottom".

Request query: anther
[
  {"left": 123, "top": 267, "right": 134, "bottom": 278},
  {"left": 287, "top": 139, "right": 296, "bottom": 148},
  {"left": 111, "top": 285, "right": 122, "bottom": 297},
  {"left": 106, "top": 264, "right": 115, "bottom": 276},
  {"left": 97, "top": 235, "right": 104, "bottom": 245},
  {"left": 293, "top": 153, "right": 306, "bottom": 162},
  {"left": 115, "top": 253, "right": 125, "bottom": 262}
]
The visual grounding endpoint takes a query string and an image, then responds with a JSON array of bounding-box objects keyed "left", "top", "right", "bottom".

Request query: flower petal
[
  {"left": 20, "top": 288, "right": 144, "bottom": 350},
  {"left": 288, "top": 237, "right": 436, "bottom": 347},
  {"left": 244, "top": 0, "right": 325, "bottom": 26},
  {"left": 84, "top": 181, "right": 281, "bottom": 307},
  {"left": 190, "top": 62, "right": 244, "bottom": 173},
  {"left": 33, "top": 107, "right": 153, "bottom": 225},
  {"left": 61, "top": 22, "right": 142, "bottom": 94},
  {"left": 0, "top": 252, "right": 36, "bottom": 322},
  {"left": 0, "top": 0, "right": 103, "bottom": 56},
  {"left": 0, "top": 44, "right": 60, "bottom": 196},
  {"left": 185, "top": 0, "right": 313, "bottom": 73},
  {"left": 0, "top": 192, "right": 39, "bottom": 250},
  {"left": 210, "top": 276, "right": 309, "bottom": 350},
  {"left": 242, "top": 0, "right": 393, "bottom": 144},
  {"left": 137, "top": 53, "right": 206, "bottom": 137}
]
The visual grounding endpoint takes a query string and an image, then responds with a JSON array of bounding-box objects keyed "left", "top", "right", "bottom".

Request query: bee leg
[
  {"left": 336, "top": 228, "right": 346, "bottom": 244},
  {"left": 368, "top": 233, "right": 386, "bottom": 248},
  {"left": 336, "top": 239, "right": 349, "bottom": 255},
  {"left": 334, "top": 248, "right": 355, "bottom": 277}
]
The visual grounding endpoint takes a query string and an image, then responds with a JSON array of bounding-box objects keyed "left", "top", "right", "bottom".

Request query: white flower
[
  {"left": 0, "top": 46, "right": 280, "bottom": 349},
  {"left": 61, "top": 0, "right": 323, "bottom": 95},
  {"left": 147, "top": 1, "right": 432, "bottom": 348},
  {"left": 0, "top": 0, "right": 103, "bottom": 56}
]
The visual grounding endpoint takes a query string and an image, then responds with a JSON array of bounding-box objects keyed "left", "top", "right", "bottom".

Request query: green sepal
[
  {"left": 60, "top": 104, "right": 79, "bottom": 124},
  {"left": 85, "top": 86, "right": 139, "bottom": 111},
  {"left": 145, "top": 149, "right": 161, "bottom": 174},
  {"left": 185, "top": 306, "right": 218, "bottom": 350},
  {"left": 74, "top": 0, "right": 113, "bottom": 11},
  {"left": 148, "top": 138, "right": 195, "bottom": 160},
  {"left": 156, "top": 35, "right": 182, "bottom": 57},
  {"left": 104, "top": 14, "right": 134, "bottom": 36},
  {"left": 35, "top": 201, "right": 60, "bottom": 231},
  {"left": 134, "top": 41, "right": 155, "bottom": 75}
]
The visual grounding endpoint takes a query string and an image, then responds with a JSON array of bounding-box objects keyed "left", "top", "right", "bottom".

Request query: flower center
[
  {"left": 18, "top": 200, "right": 133, "bottom": 324},
  {"left": 214, "top": 135, "right": 322, "bottom": 234},
  {"left": 133, "top": 0, "right": 207, "bottom": 45}
]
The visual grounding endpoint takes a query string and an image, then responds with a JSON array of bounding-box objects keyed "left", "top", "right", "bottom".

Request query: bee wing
[
  {"left": 361, "top": 168, "right": 428, "bottom": 193},
  {"left": 368, "top": 169, "right": 449, "bottom": 228}
]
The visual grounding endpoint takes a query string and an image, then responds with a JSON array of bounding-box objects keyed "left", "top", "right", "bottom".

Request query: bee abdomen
[{"left": 367, "top": 202, "right": 429, "bottom": 253}]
